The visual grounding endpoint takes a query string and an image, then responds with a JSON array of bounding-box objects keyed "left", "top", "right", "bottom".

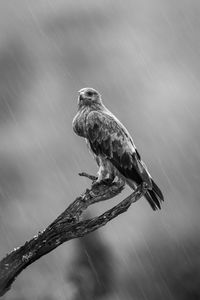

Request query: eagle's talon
[
  {"left": 101, "top": 178, "right": 114, "bottom": 186},
  {"left": 92, "top": 181, "right": 101, "bottom": 188},
  {"left": 92, "top": 178, "right": 113, "bottom": 187}
]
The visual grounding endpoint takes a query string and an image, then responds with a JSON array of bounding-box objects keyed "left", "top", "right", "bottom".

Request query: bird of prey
[{"left": 72, "top": 87, "right": 164, "bottom": 210}]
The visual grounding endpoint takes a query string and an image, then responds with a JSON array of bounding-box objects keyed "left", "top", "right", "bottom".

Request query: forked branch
[{"left": 0, "top": 173, "right": 146, "bottom": 297}]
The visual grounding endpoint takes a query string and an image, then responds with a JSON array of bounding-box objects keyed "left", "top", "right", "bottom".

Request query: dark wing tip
[
  {"left": 152, "top": 180, "right": 164, "bottom": 201},
  {"left": 145, "top": 180, "right": 164, "bottom": 210},
  {"left": 145, "top": 190, "right": 161, "bottom": 210}
]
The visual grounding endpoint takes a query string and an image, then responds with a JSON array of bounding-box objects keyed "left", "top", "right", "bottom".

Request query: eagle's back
[{"left": 86, "top": 107, "right": 136, "bottom": 154}]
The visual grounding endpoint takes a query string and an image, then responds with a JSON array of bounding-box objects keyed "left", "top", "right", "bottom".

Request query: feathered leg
[{"left": 96, "top": 157, "right": 115, "bottom": 185}]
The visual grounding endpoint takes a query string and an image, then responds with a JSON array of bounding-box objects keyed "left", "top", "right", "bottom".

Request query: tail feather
[
  {"left": 145, "top": 179, "right": 164, "bottom": 210},
  {"left": 152, "top": 180, "right": 164, "bottom": 201}
]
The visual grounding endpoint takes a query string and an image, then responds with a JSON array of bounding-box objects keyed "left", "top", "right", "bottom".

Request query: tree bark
[{"left": 0, "top": 173, "right": 145, "bottom": 297}]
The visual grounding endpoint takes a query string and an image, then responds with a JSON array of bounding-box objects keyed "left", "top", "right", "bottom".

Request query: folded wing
[
  {"left": 86, "top": 110, "right": 164, "bottom": 210},
  {"left": 86, "top": 111, "right": 150, "bottom": 185}
]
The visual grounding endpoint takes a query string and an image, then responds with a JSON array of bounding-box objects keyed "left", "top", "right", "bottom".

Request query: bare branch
[
  {"left": 78, "top": 172, "right": 97, "bottom": 181},
  {"left": 0, "top": 174, "right": 145, "bottom": 297}
]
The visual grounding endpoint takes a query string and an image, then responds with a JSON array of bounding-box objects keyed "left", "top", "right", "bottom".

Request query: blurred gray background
[{"left": 0, "top": 0, "right": 200, "bottom": 299}]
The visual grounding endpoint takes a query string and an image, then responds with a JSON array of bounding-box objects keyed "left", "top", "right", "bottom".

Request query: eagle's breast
[{"left": 72, "top": 107, "right": 90, "bottom": 138}]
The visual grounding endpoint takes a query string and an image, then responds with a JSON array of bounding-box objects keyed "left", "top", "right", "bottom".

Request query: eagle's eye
[{"left": 86, "top": 91, "right": 93, "bottom": 97}]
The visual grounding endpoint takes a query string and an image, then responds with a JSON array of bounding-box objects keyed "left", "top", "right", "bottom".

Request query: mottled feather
[{"left": 86, "top": 110, "right": 151, "bottom": 186}]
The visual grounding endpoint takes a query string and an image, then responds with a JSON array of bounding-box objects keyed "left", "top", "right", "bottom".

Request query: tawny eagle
[{"left": 72, "top": 87, "right": 164, "bottom": 210}]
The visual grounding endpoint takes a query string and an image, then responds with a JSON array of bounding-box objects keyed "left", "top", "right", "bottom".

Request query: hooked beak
[
  {"left": 78, "top": 91, "right": 85, "bottom": 103},
  {"left": 78, "top": 90, "right": 85, "bottom": 99},
  {"left": 78, "top": 89, "right": 84, "bottom": 95}
]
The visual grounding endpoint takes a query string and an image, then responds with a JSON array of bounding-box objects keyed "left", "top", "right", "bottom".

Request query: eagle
[{"left": 72, "top": 87, "right": 164, "bottom": 210}]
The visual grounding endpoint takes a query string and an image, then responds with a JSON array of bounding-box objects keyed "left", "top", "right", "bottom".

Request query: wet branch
[{"left": 0, "top": 173, "right": 146, "bottom": 297}]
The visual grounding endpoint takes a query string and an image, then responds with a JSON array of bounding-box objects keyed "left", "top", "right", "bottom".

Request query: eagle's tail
[{"left": 145, "top": 179, "right": 164, "bottom": 210}]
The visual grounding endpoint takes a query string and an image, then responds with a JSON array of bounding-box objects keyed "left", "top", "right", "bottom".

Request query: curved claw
[
  {"left": 92, "top": 178, "right": 114, "bottom": 188},
  {"left": 101, "top": 178, "right": 114, "bottom": 185},
  {"left": 91, "top": 181, "right": 100, "bottom": 188}
]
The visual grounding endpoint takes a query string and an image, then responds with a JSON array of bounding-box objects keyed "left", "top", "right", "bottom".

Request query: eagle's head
[{"left": 78, "top": 87, "right": 102, "bottom": 108}]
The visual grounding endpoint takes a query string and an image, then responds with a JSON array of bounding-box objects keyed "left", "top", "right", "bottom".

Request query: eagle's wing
[
  {"left": 86, "top": 110, "right": 150, "bottom": 185},
  {"left": 86, "top": 110, "right": 164, "bottom": 210}
]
